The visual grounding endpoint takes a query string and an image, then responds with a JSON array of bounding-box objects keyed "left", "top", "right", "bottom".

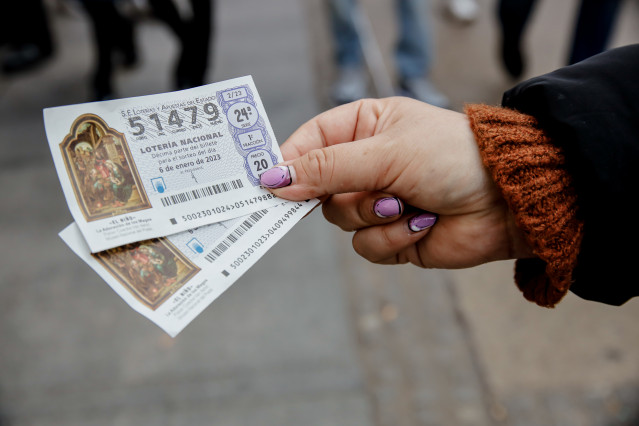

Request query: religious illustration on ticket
[
  {"left": 59, "top": 114, "right": 151, "bottom": 221},
  {"left": 92, "top": 238, "right": 201, "bottom": 310}
]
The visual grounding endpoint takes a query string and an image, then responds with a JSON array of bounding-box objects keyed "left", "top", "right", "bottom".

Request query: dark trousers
[
  {"left": 569, "top": 0, "right": 622, "bottom": 64},
  {"left": 81, "top": 0, "right": 214, "bottom": 98},
  {"left": 149, "top": 0, "right": 214, "bottom": 88},
  {"left": 80, "top": 0, "right": 135, "bottom": 96},
  {"left": 498, "top": 0, "right": 622, "bottom": 65}
]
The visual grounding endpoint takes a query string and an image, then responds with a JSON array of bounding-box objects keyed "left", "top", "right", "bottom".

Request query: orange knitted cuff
[{"left": 465, "top": 104, "right": 584, "bottom": 307}]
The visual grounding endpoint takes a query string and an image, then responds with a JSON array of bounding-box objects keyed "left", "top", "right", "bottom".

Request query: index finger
[{"left": 280, "top": 99, "right": 385, "bottom": 161}]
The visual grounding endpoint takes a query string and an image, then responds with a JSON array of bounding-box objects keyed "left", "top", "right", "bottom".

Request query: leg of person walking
[
  {"left": 568, "top": 0, "right": 622, "bottom": 64},
  {"left": 329, "top": 0, "right": 368, "bottom": 104},
  {"left": 395, "top": 0, "right": 448, "bottom": 108},
  {"left": 497, "top": 0, "right": 537, "bottom": 78},
  {"left": 81, "top": 1, "right": 129, "bottom": 100},
  {"left": 183, "top": 0, "right": 213, "bottom": 88}
]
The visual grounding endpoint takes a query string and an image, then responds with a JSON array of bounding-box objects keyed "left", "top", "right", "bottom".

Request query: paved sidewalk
[{"left": 0, "top": 0, "right": 638, "bottom": 425}]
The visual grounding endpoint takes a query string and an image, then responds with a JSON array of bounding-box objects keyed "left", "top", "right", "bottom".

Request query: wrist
[
  {"left": 505, "top": 209, "right": 536, "bottom": 259},
  {"left": 465, "top": 104, "right": 583, "bottom": 307}
]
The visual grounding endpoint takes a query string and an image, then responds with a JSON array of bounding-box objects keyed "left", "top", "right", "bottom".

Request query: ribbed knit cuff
[{"left": 465, "top": 104, "right": 584, "bottom": 307}]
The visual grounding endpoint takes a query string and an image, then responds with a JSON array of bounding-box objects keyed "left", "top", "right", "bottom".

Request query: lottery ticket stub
[
  {"left": 45, "top": 76, "right": 285, "bottom": 253},
  {"left": 59, "top": 200, "right": 318, "bottom": 337}
]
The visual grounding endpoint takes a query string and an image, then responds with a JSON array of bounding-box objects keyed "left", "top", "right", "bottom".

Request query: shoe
[
  {"left": 2, "top": 43, "right": 53, "bottom": 74},
  {"left": 399, "top": 77, "right": 450, "bottom": 109},
  {"left": 446, "top": 0, "right": 479, "bottom": 23},
  {"left": 331, "top": 67, "right": 368, "bottom": 105}
]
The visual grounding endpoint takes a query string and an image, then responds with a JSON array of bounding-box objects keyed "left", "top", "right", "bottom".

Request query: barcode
[
  {"left": 204, "top": 209, "right": 268, "bottom": 263},
  {"left": 160, "top": 179, "right": 244, "bottom": 207}
]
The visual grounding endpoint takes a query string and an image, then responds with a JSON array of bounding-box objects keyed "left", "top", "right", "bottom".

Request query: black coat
[{"left": 502, "top": 44, "right": 639, "bottom": 305}]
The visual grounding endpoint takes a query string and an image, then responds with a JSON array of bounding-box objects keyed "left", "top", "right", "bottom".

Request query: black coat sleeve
[{"left": 502, "top": 44, "right": 639, "bottom": 305}]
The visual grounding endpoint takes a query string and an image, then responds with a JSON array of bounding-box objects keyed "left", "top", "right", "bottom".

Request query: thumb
[{"left": 260, "top": 136, "right": 396, "bottom": 200}]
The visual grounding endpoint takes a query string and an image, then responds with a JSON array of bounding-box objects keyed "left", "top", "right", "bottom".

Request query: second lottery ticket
[
  {"left": 45, "top": 76, "right": 284, "bottom": 252},
  {"left": 59, "top": 200, "right": 318, "bottom": 337}
]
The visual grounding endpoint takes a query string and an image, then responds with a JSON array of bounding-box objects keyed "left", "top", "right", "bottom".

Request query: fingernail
[
  {"left": 260, "top": 166, "right": 292, "bottom": 188},
  {"left": 408, "top": 212, "right": 437, "bottom": 232},
  {"left": 374, "top": 197, "right": 403, "bottom": 218}
]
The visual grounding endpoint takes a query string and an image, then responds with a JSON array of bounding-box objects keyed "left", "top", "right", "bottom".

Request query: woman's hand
[{"left": 261, "top": 97, "right": 533, "bottom": 268}]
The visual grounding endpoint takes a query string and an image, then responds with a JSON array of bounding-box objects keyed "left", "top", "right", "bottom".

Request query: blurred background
[{"left": 1, "top": 0, "right": 638, "bottom": 424}]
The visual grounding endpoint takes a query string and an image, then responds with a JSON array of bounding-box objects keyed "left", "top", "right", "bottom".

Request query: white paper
[
  {"left": 46, "top": 76, "right": 284, "bottom": 252},
  {"left": 59, "top": 200, "right": 318, "bottom": 337}
]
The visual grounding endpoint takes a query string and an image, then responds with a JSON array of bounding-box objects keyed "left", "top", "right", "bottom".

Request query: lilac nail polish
[
  {"left": 408, "top": 212, "right": 437, "bottom": 232},
  {"left": 260, "top": 166, "right": 292, "bottom": 188},
  {"left": 374, "top": 197, "right": 403, "bottom": 218}
]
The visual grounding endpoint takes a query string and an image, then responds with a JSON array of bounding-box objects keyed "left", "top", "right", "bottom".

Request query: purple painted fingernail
[
  {"left": 374, "top": 197, "right": 403, "bottom": 218},
  {"left": 408, "top": 212, "right": 437, "bottom": 232},
  {"left": 260, "top": 166, "right": 292, "bottom": 188}
]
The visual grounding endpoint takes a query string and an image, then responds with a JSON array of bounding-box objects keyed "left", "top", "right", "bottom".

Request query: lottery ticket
[
  {"left": 45, "top": 76, "right": 285, "bottom": 252},
  {"left": 59, "top": 200, "right": 318, "bottom": 337}
]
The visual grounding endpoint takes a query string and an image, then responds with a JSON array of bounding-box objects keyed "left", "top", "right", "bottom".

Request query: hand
[{"left": 261, "top": 97, "right": 533, "bottom": 269}]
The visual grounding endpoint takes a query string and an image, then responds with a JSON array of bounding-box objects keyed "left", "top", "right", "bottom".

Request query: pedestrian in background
[
  {"left": 80, "top": 0, "right": 214, "bottom": 101},
  {"left": 328, "top": 0, "right": 450, "bottom": 108},
  {"left": 498, "top": 0, "right": 622, "bottom": 78}
]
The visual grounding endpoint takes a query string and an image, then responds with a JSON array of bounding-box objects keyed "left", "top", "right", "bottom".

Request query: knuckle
[
  {"left": 378, "top": 225, "right": 397, "bottom": 251},
  {"left": 302, "top": 148, "right": 335, "bottom": 188},
  {"left": 356, "top": 198, "right": 374, "bottom": 226}
]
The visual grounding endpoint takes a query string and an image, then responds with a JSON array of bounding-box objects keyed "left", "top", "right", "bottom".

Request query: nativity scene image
[
  {"left": 93, "top": 238, "right": 201, "bottom": 310},
  {"left": 60, "top": 114, "right": 150, "bottom": 221}
]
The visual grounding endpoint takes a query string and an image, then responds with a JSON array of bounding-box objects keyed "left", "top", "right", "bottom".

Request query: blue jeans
[{"left": 329, "top": 0, "right": 432, "bottom": 79}]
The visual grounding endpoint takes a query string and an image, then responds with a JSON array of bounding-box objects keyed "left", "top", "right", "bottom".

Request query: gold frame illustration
[
  {"left": 60, "top": 114, "right": 151, "bottom": 222},
  {"left": 93, "top": 238, "right": 201, "bottom": 310}
]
